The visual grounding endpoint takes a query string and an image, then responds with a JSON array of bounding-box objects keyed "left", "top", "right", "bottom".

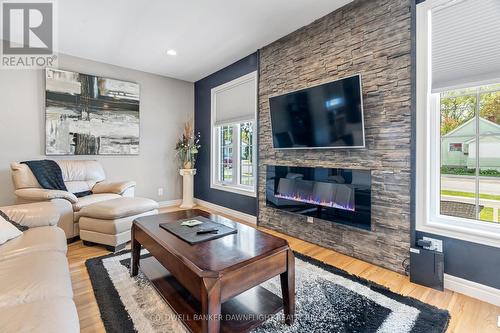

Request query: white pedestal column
[{"left": 179, "top": 169, "right": 196, "bottom": 209}]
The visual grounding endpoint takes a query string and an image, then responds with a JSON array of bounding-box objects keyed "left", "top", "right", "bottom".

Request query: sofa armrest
[
  {"left": 14, "top": 188, "right": 78, "bottom": 204},
  {"left": 92, "top": 181, "right": 136, "bottom": 195},
  {"left": 0, "top": 202, "right": 60, "bottom": 227}
]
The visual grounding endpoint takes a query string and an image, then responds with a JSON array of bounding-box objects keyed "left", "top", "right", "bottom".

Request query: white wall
[{"left": 0, "top": 54, "right": 194, "bottom": 205}]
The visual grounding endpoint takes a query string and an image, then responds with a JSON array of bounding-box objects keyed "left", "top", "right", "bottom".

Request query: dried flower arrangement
[{"left": 175, "top": 119, "right": 201, "bottom": 169}]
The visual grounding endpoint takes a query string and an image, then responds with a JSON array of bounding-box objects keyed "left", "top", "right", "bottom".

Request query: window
[
  {"left": 448, "top": 143, "right": 462, "bottom": 152},
  {"left": 211, "top": 72, "right": 257, "bottom": 197},
  {"left": 439, "top": 85, "right": 500, "bottom": 223},
  {"left": 214, "top": 122, "right": 255, "bottom": 191},
  {"left": 416, "top": 0, "right": 500, "bottom": 246}
]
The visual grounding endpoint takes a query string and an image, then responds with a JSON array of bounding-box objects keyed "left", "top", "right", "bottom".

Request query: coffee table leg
[
  {"left": 280, "top": 249, "right": 295, "bottom": 325},
  {"left": 130, "top": 225, "right": 141, "bottom": 277},
  {"left": 201, "top": 277, "right": 221, "bottom": 333}
]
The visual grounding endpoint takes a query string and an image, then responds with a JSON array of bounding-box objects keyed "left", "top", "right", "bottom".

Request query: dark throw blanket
[
  {"left": 22, "top": 160, "right": 68, "bottom": 191},
  {"left": 21, "top": 160, "right": 91, "bottom": 198}
]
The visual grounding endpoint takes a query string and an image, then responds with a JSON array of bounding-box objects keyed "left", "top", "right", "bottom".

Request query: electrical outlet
[
  {"left": 497, "top": 315, "right": 500, "bottom": 328},
  {"left": 423, "top": 237, "right": 443, "bottom": 253},
  {"left": 306, "top": 216, "right": 314, "bottom": 224},
  {"left": 157, "top": 187, "right": 164, "bottom": 197}
]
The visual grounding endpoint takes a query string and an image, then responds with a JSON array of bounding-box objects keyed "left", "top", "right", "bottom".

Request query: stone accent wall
[{"left": 258, "top": 0, "right": 412, "bottom": 273}]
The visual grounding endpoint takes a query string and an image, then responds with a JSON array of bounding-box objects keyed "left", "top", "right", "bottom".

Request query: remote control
[{"left": 196, "top": 228, "right": 219, "bottom": 234}]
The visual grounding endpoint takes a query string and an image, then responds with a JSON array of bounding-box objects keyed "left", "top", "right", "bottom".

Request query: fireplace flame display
[
  {"left": 275, "top": 178, "right": 355, "bottom": 212},
  {"left": 274, "top": 192, "right": 355, "bottom": 211},
  {"left": 266, "top": 166, "right": 371, "bottom": 230}
]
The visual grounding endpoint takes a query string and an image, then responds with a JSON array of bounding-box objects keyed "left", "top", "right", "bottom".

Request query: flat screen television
[{"left": 269, "top": 74, "right": 365, "bottom": 149}]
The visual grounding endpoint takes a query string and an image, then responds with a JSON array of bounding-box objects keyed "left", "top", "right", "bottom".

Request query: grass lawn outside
[
  {"left": 441, "top": 190, "right": 500, "bottom": 223},
  {"left": 479, "top": 207, "right": 495, "bottom": 222},
  {"left": 441, "top": 190, "right": 500, "bottom": 201}
]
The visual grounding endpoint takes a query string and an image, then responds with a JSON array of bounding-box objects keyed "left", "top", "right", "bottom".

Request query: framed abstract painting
[{"left": 45, "top": 68, "right": 140, "bottom": 155}]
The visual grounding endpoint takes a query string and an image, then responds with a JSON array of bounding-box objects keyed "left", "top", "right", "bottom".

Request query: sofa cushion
[
  {"left": 0, "top": 210, "right": 28, "bottom": 232},
  {"left": 0, "top": 251, "right": 72, "bottom": 308},
  {"left": 72, "top": 193, "right": 121, "bottom": 212},
  {"left": 10, "top": 163, "right": 41, "bottom": 190},
  {"left": 11, "top": 160, "right": 106, "bottom": 190},
  {"left": 57, "top": 160, "right": 106, "bottom": 183},
  {"left": 0, "top": 215, "right": 22, "bottom": 245},
  {"left": 20, "top": 160, "right": 68, "bottom": 192},
  {"left": 79, "top": 210, "right": 157, "bottom": 235},
  {"left": 0, "top": 202, "right": 60, "bottom": 228},
  {"left": 14, "top": 188, "right": 79, "bottom": 204},
  {"left": 78, "top": 197, "right": 159, "bottom": 220},
  {"left": 65, "top": 180, "right": 98, "bottom": 194},
  {"left": 92, "top": 181, "right": 136, "bottom": 195},
  {"left": 0, "top": 297, "right": 79, "bottom": 333},
  {"left": 0, "top": 226, "right": 66, "bottom": 262}
]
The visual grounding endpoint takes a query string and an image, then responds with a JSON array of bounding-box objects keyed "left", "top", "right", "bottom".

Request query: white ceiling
[{"left": 57, "top": 0, "right": 353, "bottom": 82}]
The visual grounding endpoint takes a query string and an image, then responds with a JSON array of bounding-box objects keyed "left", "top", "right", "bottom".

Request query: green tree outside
[{"left": 440, "top": 89, "right": 500, "bottom": 135}]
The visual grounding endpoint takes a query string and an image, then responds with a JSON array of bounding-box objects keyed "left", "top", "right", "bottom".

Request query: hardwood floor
[{"left": 68, "top": 206, "right": 500, "bottom": 333}]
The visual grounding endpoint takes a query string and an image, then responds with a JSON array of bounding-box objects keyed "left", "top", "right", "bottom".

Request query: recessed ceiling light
[{"left": 166, "top": 49, "right": 177, "bottom": 56}]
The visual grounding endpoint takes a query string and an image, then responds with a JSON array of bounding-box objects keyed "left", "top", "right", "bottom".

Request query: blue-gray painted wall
[{"left": 193, "top": 52, "right": 259, "bottom": 216}]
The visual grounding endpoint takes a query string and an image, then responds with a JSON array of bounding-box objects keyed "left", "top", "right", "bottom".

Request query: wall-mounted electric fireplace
[{"left": 266, "top": 165, "right": 371, "bottom": 230}]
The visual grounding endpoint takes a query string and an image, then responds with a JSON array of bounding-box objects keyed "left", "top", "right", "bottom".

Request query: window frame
[
  {"left": 416, "top": 0, "right": 500, "bottom": 248},
  {"left": 210, "top": 72, "right": 257, "bottom": 197}
]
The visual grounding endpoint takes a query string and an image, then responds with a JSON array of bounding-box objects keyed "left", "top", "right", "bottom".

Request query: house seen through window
[{"left": 439, "top": 83, "right": 500, "bottom": 223}]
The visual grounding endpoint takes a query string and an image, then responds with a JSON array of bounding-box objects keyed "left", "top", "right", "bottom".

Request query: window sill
[
  {"left": 210, "top": 183, "right": 256, "bottom": 198},
  {"left": 417, "top": 219, "right": 500, "bottom": 249}
]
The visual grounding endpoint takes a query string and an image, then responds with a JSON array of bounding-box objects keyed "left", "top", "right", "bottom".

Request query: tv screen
[{"left": 269, "top": 74, "right": 365, "bottom": 149}]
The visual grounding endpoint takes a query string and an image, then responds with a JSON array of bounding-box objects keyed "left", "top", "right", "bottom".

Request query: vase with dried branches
[{"left": 175, "top": 120, "right": 201, "bottom": 169}]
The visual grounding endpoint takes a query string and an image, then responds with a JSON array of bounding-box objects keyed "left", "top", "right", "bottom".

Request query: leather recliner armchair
[{"left": 11, "top": 160, "right": 136, "bottom": 241}]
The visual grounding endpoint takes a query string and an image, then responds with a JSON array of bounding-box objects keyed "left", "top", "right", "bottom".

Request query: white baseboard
[
  {"left": 444, "top": 273, "right": 500, "bottom": 307},
  {"left": 194, "top": 198, "right": 257, "bottom": 224},
  {"left": 157, "top": 199, "right": 182, "bottom": 208}
]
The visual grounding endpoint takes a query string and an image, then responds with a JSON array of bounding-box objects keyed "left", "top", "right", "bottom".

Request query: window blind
[
  {"left": 431, "top": 0, "right": 500, "bottom": 92},
  {"left": 214, "top": 77, "right": 256, "bottom": 126}
]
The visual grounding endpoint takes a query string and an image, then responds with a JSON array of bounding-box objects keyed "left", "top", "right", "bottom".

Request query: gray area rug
[{"left": 86, "top": 251, "right": 450, "bottom": 333}]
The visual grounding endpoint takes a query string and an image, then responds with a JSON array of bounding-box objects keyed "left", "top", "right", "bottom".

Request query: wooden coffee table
[{"left": 130, "top": 209, "right": 295, "bottom": 333}]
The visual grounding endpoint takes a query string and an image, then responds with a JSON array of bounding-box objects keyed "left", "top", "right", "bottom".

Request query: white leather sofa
[
  {"left": 0, "top": 202, "right": 79, "bottom": 333},
  {"left": 11, "top": 160, "right": 136, "bottom": 241}
]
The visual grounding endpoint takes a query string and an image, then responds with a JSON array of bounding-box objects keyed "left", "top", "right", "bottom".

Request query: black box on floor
[{"left": 410, "top": 247, "right": 444, "bottom": 291}]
